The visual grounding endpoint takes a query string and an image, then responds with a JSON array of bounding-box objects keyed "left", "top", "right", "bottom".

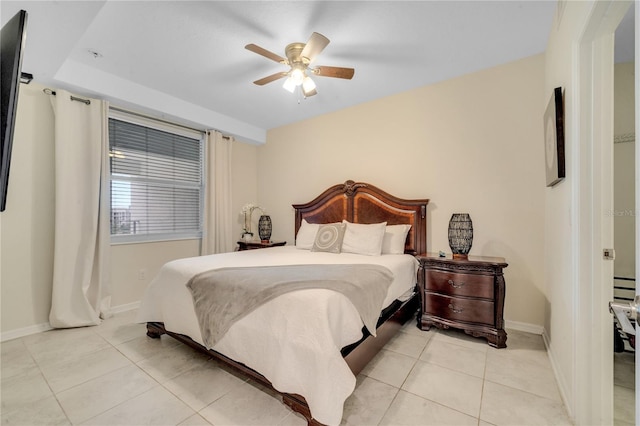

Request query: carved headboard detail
[{"left": 292, "top": 180, "right": 429, "bottom": 255}]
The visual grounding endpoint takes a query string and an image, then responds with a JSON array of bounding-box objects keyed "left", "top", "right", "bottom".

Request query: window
[{"left": 109, "top": 111, "right": 204, "bottom": 243}]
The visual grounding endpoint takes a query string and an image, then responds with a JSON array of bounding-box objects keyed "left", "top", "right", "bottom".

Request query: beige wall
[
  {"left": 110, "top": 240, "right": 200, "bottom": 307},
  {"left": 0, "top": 84, "right": 259, "bottom": 335},
  {"left": 614, "top": 62, "right": 636, "bottom": 136},
  {"left": 613, "top": 62, "right": 636, "bottom": 280},
  {"left": 261, "top": 54, "right": 547, "bottom": 328},
  {"left": 0, "top": 83, "right": 56, "bottom": 333},
  {"left": 543, "top": 1, "right": 592, "bottom": 417}
]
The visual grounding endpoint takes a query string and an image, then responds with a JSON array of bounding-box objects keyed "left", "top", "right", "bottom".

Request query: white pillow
[
  {"left": 296, "top": 219, "right": 320, "bottom": 250},
  {"left": 341, "top": 221, "right": 387, "bottom": 256},
  {"left": 382, "top": 224, "right": 412, "bottom": 254}
]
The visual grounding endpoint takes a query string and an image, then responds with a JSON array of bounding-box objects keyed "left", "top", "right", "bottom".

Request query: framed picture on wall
[{"left": 544, "top": 87, "right": 565, "bottom": 187}]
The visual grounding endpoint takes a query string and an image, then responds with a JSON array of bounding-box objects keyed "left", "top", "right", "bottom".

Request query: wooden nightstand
[
  {"left": 237, "top": 240, "right": 286, "bottom": 251},
  {"left": 416, "top": 253, "right": 508, "bottom": 348}
]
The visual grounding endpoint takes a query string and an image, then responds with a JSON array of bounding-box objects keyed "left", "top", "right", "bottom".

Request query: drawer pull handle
[
  {"left": 448, "top": 279, "right": 465, "bottom": 288},
  {"left": 448, "top": 303, "right": 464, "bottom": 313}
]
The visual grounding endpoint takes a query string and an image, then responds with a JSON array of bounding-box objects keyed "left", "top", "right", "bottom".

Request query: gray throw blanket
[{"left": 186, "top": 264, "right": 393, "bottom": 348}]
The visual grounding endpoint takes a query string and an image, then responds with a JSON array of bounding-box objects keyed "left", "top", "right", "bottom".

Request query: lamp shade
[
  {"left": 290, "top": 67, "right": 305, "bottom": 85},
  {"left": 301, "top": 77, "right": 316, "bottom": 97},
  {"left": 258, "top": 215, "right": 272, "bottom": 242},
  {"left": 448, "top": 213, "right": 473, "bottom": 258},
  {"left": 302, "top": 76, "right": 316, "bottom": 91},
  {"left": 283, "top": 77, "right": 296, "bottom": 93}
]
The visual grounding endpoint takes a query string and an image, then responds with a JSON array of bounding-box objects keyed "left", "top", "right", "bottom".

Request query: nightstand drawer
[
  {"left": 425, "top": 270, "right": 494, "bottom": 299},
  {"left": 423, "top": 293, "right": 495, "bottom": 326}
]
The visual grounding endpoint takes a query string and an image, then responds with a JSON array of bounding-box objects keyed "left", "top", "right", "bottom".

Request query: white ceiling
[{"left": 0, "top": 1, "right": 576, "bottom": 144}]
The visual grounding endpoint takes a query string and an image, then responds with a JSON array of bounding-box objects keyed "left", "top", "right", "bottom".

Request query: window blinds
[{"left": 109, "top": 117, "right": 203, "bottom": 242}]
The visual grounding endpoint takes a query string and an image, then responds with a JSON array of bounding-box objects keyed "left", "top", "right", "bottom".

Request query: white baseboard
[
  {"left": 1, "top": 301, "right": 141, "bottom": 343},
  {"left": 1, "top": 322, "right": 53, "bottom": 342},
  {"left": 506, "top": 320, "right": 573, "bottom": 421},
  {"left": 504, "top": 319, "right": 544, "bottom": 335},
  {"left": 542, "top": 329, "right": 574, "bottom": 422},
  {"left": 109, "top": 301, "right": 140, "bottom": 315}
]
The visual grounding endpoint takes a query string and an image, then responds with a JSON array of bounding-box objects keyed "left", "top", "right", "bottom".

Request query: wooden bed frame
[{"left": 146, "top": 180, "right": 429, "bottom": 425}]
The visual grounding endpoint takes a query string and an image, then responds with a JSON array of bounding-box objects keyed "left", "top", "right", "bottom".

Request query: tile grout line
[
  {"left": 28, "top": 328, "right": 116, "bottom": 425},
  {"left": 2, "top": 313, "right": 574, "bottom": 426},
  {"left": 68, "top": 328, "right": 200, "bottom": 426},
  {"left": 397, "top": 334, "right": 482, "bottom": 423},
  {"left": 478, "top": 345, "right": 489, "bottom": 424}
]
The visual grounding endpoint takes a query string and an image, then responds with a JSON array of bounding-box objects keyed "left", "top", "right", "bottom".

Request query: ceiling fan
[{"left": 245, "top": 32, "right": 355, "bottom": 97}]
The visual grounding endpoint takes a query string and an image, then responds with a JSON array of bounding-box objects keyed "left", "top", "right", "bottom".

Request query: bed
[{"left": 138, "top": 180, "right": 429, "bottom": 425}]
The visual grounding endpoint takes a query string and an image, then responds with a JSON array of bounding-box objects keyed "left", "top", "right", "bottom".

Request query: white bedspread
[{"left": 136, "top": 246, "right": 418, "bottom": 425}]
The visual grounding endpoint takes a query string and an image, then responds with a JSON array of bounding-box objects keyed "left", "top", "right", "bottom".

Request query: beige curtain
[
  {"left": 49, "top": 90, "right": 111, "bottom": 328},
  {"left": 201, "top": 130, "right": 233, "bottom": 255}
]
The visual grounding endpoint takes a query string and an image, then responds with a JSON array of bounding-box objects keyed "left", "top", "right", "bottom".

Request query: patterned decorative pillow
[{"left": 311, "top": 223, "right": 346, "bottom": 254}]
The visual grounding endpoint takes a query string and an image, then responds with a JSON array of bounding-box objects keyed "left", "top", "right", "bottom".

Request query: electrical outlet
[{"left": 138, "top": 269, "right": 147, "bottom": 280}]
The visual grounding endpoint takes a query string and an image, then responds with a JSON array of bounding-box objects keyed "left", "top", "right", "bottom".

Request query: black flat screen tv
[{"left": 0, "top": 10, "right": 28, "bottom": 212}]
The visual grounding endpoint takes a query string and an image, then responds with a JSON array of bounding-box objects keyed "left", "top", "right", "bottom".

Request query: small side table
[
  {"left": 416, "top": 253, "right": 508, "bottom": 348},
  {"left": 237, "top": 240, "right": 286, "bottom": 251}
]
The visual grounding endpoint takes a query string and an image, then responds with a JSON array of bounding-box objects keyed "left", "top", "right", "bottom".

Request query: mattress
[{"left": 136, "top": 246, "right": 418, "bottom": 425}]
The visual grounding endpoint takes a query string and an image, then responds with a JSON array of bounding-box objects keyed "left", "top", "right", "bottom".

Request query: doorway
[
  {"left": 613, "top": 4, "right": 636, "bottom": 424},
  {"left": 570, "top": 1, "right": 638, "bottom": 423}
]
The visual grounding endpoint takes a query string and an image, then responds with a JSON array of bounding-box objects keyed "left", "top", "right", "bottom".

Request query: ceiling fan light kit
[
  {"left": 282, "top": 77, "right": 296, "bottom": 93},
  {"left": 302, "top": 76, "right": 316, "bottom": 94},
  {"left": 246, "top": 32, "right": 354, "bottom": 98},
  {"left": 289, "top": 67, "right": 305, "bottom": 85}
]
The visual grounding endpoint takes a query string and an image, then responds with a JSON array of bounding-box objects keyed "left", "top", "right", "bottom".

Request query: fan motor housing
[{"left": 285, "top": 42, "right": 309, "bottom": 66}]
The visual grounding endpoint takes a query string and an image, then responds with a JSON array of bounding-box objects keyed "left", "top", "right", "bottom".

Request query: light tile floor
[
  {"left": 614, "top": 351, "right": 635, "bottom": 426},
  {"left": 1, "top": 310, "right": 573, "bottom": 425}
]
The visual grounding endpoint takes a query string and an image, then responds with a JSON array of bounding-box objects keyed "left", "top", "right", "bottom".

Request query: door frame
[
  {"left": 574, "top": 1, "right": 636, "bottom": 424},
  {"left": 636, "top": 0, "right": 639, "bottom": 417}
]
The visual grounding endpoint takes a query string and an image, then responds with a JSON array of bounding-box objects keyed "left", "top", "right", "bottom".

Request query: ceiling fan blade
[
  {"left": 313, "top": 66, "right": 355, "bottom": 80},
  {"left": 301, "top": 32, "right": 330, "bottom": 63},
  {"left": 253, "top": 72, "right": 288, "bottom": 85},
  {"left": 245, "top": 44, "right": 287, "bottom": 64}
]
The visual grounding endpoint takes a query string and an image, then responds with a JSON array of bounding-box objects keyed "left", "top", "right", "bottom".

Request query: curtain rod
[
  {"left": 43, "top": 89, "right": 231, "bottom": 140},
  {"left": 110, "top": 106, "right": 231, "bottom": 139},
  {"left": 43, "top": 88, "right": 91, "bottom": 105}
]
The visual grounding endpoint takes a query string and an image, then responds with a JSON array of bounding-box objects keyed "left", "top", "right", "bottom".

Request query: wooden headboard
[{"left": 292, "top": 180, "right": 429, "bottom": 255}]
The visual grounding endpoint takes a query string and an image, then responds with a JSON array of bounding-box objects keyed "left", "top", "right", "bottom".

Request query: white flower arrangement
[
  {"left": 241, "top": 203, "right": 264, "bottom": 237},
  {"left": 240, "top": 203, "right": 264, "bottom": 215}
]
